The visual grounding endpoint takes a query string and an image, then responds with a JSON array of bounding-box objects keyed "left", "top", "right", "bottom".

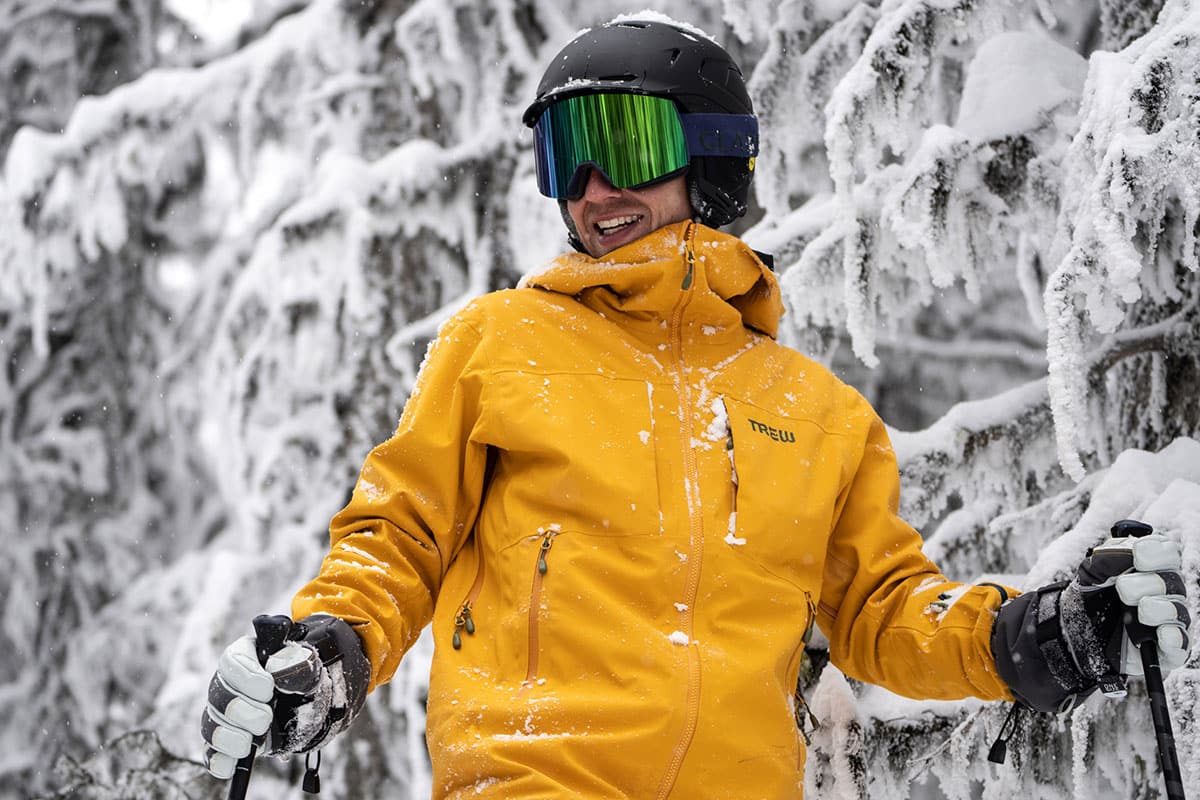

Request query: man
[{"left": 201, "top": 18, "right": 1190, "bottom": 798}]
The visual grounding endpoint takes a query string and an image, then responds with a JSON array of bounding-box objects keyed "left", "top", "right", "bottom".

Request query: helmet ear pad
[{"left": 687, "top": 156, "right": 753, "bottom": 229}]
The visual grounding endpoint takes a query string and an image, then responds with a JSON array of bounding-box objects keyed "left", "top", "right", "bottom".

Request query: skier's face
[{"left": 566, "top": 170, "right": 693, "bottom": 257}]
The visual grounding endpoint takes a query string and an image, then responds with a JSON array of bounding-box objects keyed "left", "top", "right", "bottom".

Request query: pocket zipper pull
[
  {"left": 537, "top": 531, "right": 556, "bottom": 575},
  {"left": 452, "top": 603, "right": 475, "bottom": 650},
  {"left": 794, "top": 690, "right": 820, "bottom": 745}
]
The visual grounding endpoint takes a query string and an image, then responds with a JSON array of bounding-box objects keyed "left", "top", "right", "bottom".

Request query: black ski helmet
[{"left": 523, "top": 18, "right": 757, "bottom": 230}]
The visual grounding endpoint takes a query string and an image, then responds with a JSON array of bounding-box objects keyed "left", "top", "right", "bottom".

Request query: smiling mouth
[{"left": 594, "top": 214, "right": 642, "bottom": 236}]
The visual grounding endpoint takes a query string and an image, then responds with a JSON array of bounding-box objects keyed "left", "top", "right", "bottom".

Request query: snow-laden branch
[
  {"left": 1044, "top": 0, "right": 1200, "bottom": 479},
  {"left": 746, "top": 2, "right": 879, "bottom": 219},
  {"left": 0, "top": 0, "right": 359, "bottom": 355},
  {"left": 895, "top": 305, "right": 1197, "bottom": 530}
]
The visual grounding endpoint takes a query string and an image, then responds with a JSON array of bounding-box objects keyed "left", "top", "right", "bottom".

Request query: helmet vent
[
  {"left": 597, "top": 73, "right": 638, "bottom": 83},
  {"left": 669, "top": 48, "right": 681, "bottom": 64}
]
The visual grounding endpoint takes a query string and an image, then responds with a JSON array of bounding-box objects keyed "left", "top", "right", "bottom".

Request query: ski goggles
[{"left": 531, "top": 92, "right": 758, "bottom": 200}]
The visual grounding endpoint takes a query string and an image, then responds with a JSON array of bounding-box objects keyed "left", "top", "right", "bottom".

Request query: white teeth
[{"left": 596, "top": 215, "right": 640, "bottom": 233}]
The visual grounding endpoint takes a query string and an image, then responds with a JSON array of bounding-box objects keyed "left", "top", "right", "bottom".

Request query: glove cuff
[
  {"left": 991, "top": 584, "right": 1094, "bottom": 712},
  {"left": 270, "top": 614, "right": 371, "bottom": 754}
]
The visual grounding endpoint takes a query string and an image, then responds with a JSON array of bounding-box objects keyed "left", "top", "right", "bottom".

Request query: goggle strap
[{"left": 681, "top": 113, "right": 759, "bottom": 158}]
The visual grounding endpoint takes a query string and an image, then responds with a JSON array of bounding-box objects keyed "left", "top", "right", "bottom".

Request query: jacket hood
[{"left": 518, "top": 221, "right": 784, "bottom": 339}]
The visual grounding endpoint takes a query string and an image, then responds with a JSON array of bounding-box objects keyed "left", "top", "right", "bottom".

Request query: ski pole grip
[
  {"left": 227, "top": 615, "right": 294, "bottom": 800},
  {"left": 253, "top": 615, "right": 294, "bottom": 665},
  {"left": 1110, "top": 519, "right": 1153, "bottom": 538}
]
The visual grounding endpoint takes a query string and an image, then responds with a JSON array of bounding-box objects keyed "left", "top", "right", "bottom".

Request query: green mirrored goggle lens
[{"left": 533, "top": 93, "right": 690, "bottom": 199}]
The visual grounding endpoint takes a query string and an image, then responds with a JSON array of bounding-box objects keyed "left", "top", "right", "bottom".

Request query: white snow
[{"left": 954, "top": 32, "right": 1087, "bottom": 142}]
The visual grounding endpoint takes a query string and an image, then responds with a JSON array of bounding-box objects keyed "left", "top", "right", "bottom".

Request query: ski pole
[
  {"left": 1110, "top": 520, "right": 1187, "bottom": 800},
  {"left": 1140, "top": 638, "right": 1186, "bottom": 800},
  {"left": 228, "top": 615, "right": 294, "bottom": 800}
]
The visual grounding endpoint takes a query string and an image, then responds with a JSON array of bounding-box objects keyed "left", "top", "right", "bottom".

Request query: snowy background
[{"left": 1, "top": 0, "right": 1198, "bottom": 798}]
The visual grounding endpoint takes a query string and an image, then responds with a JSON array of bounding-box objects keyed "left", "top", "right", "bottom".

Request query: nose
[{"left": 575, "top": 167, "right": 622, "bottom": 201}]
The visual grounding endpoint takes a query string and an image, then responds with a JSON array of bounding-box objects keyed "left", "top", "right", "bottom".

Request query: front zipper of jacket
[
  {"left": 655, "top": 223, "right": 703, "bottom": 800},
  {"left": 451, "top": 546, "right": 487, "bottom": 650},
  {"left": 524, "top": 527, "right": 558, "bottom": 684}
]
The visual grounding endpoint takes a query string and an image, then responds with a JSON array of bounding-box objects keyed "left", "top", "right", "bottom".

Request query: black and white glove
[
  {"left": 201, "top": 614, "right": 371, "bottom": 779},
  {"left": 991, "top": 525, "right": 1190, "bottom": 712}
]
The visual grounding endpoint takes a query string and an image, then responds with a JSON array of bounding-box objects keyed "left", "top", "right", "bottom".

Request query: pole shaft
[
  {"left": 227, "top": 748, "right": 255, "bottom": 800},
  {"left": 1141, "top": 641, "right": 1186, "bottom": 800}
]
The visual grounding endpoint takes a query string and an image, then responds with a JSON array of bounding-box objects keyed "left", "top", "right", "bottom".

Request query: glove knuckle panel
[
  {"left": 209, "top": 722, "right": 253, "bottom": 758},
  {"left": 226, "top": 696, "right": 274, "bottom": 735},
  {"left": 270, "top": 646, "right": 323, "bottom": 694},
  {"left": 1115, "top": 572, "right": 1166, "bottom": 605},
  {"left": 1157, "top": 625, "right": 1187, "bottom": 650},
  {"left": 266, "top": 641, "right": 317, "bottom": 674},
  {"left": 1136, "top": 595, "right": 1179, "bottom": 625},
  {"left": 1132, "top": 537, "right": 1181, "bottom": 572},
  {"left": 218, "top": 642, "right": 275, "bottom": 702},
  {"left": 204, "top": 748, "right": 235, "bottom": 780}
]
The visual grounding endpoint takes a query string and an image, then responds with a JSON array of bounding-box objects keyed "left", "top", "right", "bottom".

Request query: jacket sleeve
[
  {"left": 292, "top": 311, "right": 489, "bottom": 691},
  {"left": 817, "top": 388, "right": 1014, "bottom": 702}
]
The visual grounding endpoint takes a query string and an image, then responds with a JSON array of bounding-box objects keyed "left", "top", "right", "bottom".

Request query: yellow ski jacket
[{"left": 292, "top": 221, "right": 1012, "bottom": 799}]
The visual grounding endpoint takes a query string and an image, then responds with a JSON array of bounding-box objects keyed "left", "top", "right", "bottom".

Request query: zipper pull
[
  {"left": 452, "top": 603, "right": 475, "bottom": 650},
  {"left": 681, "top": 224, "right": 696, "bottom": 290},
  {"left": 987, "top": 703, "right": 1024, "bottom": 764},
  {"left": 537, "top": 530, "right": 556, "bottom": 575},
  {"left": 802, "top": 595, "right": 817, "bottom": 646},
  {"left": 301, "top": 750, "right": 321, "bottom": 794},
  {"left": 793, "top": 689, "right": 820, "bottom": 745}
]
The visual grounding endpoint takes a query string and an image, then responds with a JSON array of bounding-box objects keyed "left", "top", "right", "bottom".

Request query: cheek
[
  {"left": 662, "top": 179, "right": 692, "bottom": 222},
  {"left": 663, "top": 191, "right": 691, "bottom": 224},
  {"left": 565, "top": 202, "right": 586, "bottom": 232}
]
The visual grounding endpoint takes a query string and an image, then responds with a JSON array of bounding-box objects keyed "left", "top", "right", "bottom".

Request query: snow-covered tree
[{"left": 0, "top": 1, "right": 1195, "bottom": 798}]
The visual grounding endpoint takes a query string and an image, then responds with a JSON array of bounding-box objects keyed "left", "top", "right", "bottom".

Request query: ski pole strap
[
  {"left": 987, "top": 702, "right": 1025, "bottom": 764},
  {"left": 303, "top": 751, "right": 322, "bottom": 795}
]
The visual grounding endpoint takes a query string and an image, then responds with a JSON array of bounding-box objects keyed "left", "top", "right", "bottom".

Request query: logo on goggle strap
[{"left": 748, "top": 418, "right": 795, "bottom": 443}]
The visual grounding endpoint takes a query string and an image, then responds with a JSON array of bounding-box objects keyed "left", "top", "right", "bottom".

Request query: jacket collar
[{"left": 519, "top": 221, "right": 783, "bottom": 340}]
